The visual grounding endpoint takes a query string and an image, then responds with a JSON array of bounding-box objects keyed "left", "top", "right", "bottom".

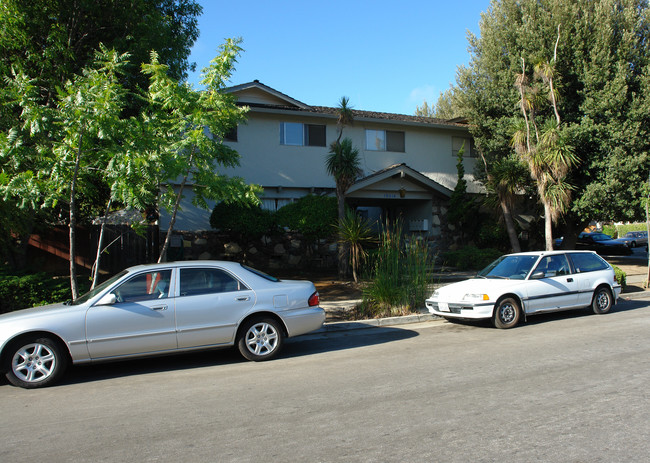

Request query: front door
[
  {"left": 86, "top": 269, "right": 177, "bottom": 359},
  {"left": 525, "top": 254, "right": 579, "bottom": 313}
]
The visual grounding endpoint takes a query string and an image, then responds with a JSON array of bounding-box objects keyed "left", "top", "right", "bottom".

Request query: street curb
[{"left": 318, "top": 313, "right": 441, "bottom": 333}]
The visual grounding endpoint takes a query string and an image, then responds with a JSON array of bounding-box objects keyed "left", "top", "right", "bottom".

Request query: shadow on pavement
[{"left": 0, "top": 326, "right": 418, "bottom": 389}]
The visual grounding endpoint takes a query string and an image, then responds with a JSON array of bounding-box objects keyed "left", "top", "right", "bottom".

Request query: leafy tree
[
  {"left": 1, "top": 47, "right": 136, "bottom": 297},
  {"left": 415, "top": 87, "right": 462, "bottom": 119},
  {"left": 0, "top": 0, "right": 201, "bottom": 109},
  {"left": 447, "top": 143, "right": 476, "bottom": 243},
  {"left": 456, "top": 0, "right": 650, "bottom": 246},
  {"left": 210, "top": 202, "right": 275, "bottom": 241},
  {"left": 143, "top": 39, "right": 262, "bottom": 262}
]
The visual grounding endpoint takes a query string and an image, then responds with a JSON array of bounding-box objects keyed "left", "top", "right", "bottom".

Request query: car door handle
[
  {"left": 151, "top": 305, "right": 167, "bottom": 311},
  {"left": 566, "top": 278, "right": 573, "bottom": 282},
  {"left": 236, "top": 296, "right": 250, "bottom": 302}
]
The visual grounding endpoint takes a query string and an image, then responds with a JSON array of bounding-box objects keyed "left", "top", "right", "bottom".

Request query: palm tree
[
  {"left": 326, "top": 137, "right": 361, "bottom": 278},
  {"left": 512, "top": 35, "right": 578, "bottom": 250},
  {"left": 326, "top": 96, "right": 360, "bottom": 278},
  {"left": 337, "top": 209, "right": 375, "bottom": 283},
  {"left": 481, "top": 154, "right": 529, "bottom": 252}
]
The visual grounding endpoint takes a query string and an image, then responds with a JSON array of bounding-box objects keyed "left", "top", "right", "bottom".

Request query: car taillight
[{"left": 308, "top": 291, "right": 320, "bottom": 307}]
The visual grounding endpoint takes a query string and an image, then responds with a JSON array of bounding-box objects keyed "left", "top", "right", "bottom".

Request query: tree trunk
[
  {"left": 158, "top": 151, "right": 194, "bottom": 263},
  {"left": 336, "top": 186, "right": 348, "bottom": 279},
  {"left": 543, "top": 200, "right": 554, "bottom": 251},
  {"left": 500, "top": 199, "right": 521, "bottom": 253},
  {"left": 69, "top": 136, "right": 83, "bottom": 299},
  {"left": 91, "top": 198, "right": 112, "bottom": 289}
]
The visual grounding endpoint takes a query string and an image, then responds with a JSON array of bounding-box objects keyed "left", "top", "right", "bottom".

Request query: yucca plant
[{"left": 336, "top": 210, "right": 376, "bottom": 283}]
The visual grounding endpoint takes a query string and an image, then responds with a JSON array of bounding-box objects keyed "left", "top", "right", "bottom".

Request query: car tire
[
  {"left": 4, "top": 337, "right": 68, "bottom": 389},
  {"left": 493, "top": 297, "right": 521, "bottom": 329},
  {"left": 237, "top": 317, "right": 284, "bottom": 362},
  {"left": 592, "top": 286, "right": 613, "bottom": 314}
]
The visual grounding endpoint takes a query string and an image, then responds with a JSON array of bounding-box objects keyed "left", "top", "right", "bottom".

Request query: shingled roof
[{"left": 226, "top": 81, "right": 468, "bottom": 129}]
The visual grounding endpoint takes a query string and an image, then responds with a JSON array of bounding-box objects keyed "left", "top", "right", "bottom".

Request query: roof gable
[
  {"left": 225, "top": 80, "right": 309, "bottom": 109},
  {"left": 347, "top": 164, "right": 453, "bottom": 198}
]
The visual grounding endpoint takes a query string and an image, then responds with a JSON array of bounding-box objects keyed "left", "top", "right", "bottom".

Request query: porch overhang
[{"left": 346, "top": 164, "right": 452, "bottom": 201}]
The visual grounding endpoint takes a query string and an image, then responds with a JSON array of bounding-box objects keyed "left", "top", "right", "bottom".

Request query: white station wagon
[{"left": 426, "top": 251, "right": 621, "bottom": 328}]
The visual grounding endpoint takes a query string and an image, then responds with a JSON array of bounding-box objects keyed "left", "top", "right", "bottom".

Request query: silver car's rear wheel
[
  {"left": 5, "top": 337, "right": 68, "bottom": 388},
  {"left": 237, "top": 317, "right": 284, "bottom": 361}
]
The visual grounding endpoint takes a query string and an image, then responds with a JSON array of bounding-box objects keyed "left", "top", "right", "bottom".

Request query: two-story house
[{"left": 162, "top": 80, "right": 480, "bottom": 243}]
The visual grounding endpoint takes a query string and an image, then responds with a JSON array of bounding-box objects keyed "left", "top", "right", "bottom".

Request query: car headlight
[
  {"left": 463, "top": 293, "right": 490, "bottom": 301},
  {"left": 431, "top": 290, "right": 439, "bottom": 299}
]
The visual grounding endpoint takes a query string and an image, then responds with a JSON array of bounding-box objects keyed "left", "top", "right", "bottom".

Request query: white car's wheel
[
  {"left": 592, "top": 287, "right": 613, "bottom": 314},
  {"left": 493, "top": 297, "right": 521, "bottom": 329},
  {"left": 4, "top": 337, "right": 68, "bottom": 388},
  {"left": 237, "top": 317, "right": 284, "bottom": 361}
]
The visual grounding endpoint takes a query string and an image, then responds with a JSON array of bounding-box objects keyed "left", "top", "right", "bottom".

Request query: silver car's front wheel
[
  {"left": 5, "top": 337, "right": 68, "bottom": 388},
  {"left": 237, "top": 318, "right": 284, "bottom": 361}
]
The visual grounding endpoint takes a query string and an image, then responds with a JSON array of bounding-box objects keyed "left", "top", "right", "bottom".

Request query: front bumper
[{"left": 425, "top": 299, "right": 495, "bottom": 320}]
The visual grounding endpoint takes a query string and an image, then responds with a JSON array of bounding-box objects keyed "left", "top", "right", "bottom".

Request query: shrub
[
  {"left": 360, "top": 222, "right": 434, "bottom": 318},
  {"left": 0, "top": 271, "right": 88, "bottom": 315},
  {"left": 443, "top": 246, "right": 502, "bottom": 271},
  {"left": 210, "top": 202, "right": 276, "bottom": 240},
  {"left": 275, "top": 195, "right": 337, "bottom": 240},
  {"left": 612, "top": 265, "right": 627, "bottom": 289}
]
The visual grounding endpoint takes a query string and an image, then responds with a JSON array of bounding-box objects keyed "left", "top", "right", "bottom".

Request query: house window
[
  {"left": 452, "top": 137, "right": 476, "bottom": 157},
  {"left": 365, "top": 129, "right": 405, "bottom": 152},
  {"left": 261, "top": 198, "right": 294, "bottom": 212},
  {"left": 280, "top": 123, "right": 326, "bottom": 147},
  {"left": 224, "top": 126, "right": 237, "bottom": 142}
]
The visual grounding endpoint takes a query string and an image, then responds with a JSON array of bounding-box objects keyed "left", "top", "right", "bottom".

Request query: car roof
[
  {"left": 124, "top": 260, "right": 246, "bottom": 273},
  {"left": 504, "top": 250, "right": 597, "bottom": 258}
]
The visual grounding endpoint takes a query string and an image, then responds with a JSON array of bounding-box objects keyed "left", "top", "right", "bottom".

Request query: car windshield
[
  {"left": 70, "top": 270, "right": 128, "bottom": 305},
  {"left": 477, "top": 255, "right": 539, "bottom": 280}
]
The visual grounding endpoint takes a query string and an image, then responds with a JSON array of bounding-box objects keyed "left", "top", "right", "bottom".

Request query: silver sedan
[{"left": 0, "top": 261, "right": 325, "bottom": 388}]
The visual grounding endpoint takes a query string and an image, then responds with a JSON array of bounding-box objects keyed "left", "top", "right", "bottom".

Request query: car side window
[
  {"left": 568, "top": 253, "right": 608, "bottom": 273},
  {"left": 114, "top": 270, "right": 172, "bottom": 302},
  {"left": 533, "top": 255, "right": 571, "bottom": 278},
  {"left": 179, "top": 268, "right": 245, "bottom": 296}
]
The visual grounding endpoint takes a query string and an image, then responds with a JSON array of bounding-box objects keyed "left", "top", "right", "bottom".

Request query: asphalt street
[{"left": 1, "top": 298, "right": 649, "bottom": 462}]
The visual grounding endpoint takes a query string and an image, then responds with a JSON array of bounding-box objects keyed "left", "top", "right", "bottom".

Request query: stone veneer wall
[{"left": 163, "top": 230, "right": 339, "bottom": 271}]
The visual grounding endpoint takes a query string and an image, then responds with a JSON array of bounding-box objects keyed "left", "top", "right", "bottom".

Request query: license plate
[{"left": 438, "top": 302, "right": 450, "bottom": 312}]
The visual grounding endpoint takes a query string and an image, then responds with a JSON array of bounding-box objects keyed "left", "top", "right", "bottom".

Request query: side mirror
[
  {"left": 530, "top": 271, "right": 546, "bottom": 280},
  {"left": 96, "top": 293, "right": 117, "bottom": 306}
]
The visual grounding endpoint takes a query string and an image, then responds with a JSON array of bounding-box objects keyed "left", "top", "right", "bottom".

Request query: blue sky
[{"left": 187, "top": 0, "right": 491, "bottom": 115}]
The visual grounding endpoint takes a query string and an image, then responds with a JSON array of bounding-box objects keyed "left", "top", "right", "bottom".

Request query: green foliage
[
  {"left": 443, "top": 246, "right": 503, "bottom": 271},
  {"left": 210, "top": 202, "right": 275, "bottom": 241},
  {"left": 360, "top": 222, "right": 434, "bottom": 318},
  {"left": 612, "top": 265, "right": 626, "bottom": 289},
  {"left": 336, "top": 210, "right": 376, "bottom": 283},
  {"left": 275, "top": 195, "right": 338, "bottom": 240},
  {"left": 458, "top": 0, "right": 650, "bottom": 228},
  {"left": 606, "top": 223, "right": 648, "bottom": 239},
  {"left": 0, "top": 270, "right": 90, "bottom": 315},
  {"left": 415, "top": 87, "right": 462, "bottom": 119},
  {"left": 476, "top": 221, "right": 512, "bottom": 251}
]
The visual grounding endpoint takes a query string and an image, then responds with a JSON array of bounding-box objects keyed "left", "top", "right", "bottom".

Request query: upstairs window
[
  {"left": 365, "top": 129, "right": 405, "bottom": 152},
  {"left": 452, "top": 136, "right": 476, "bottom": 157},
  {"left": 280, "top": 122, "right": 326, "bottom": 147}
]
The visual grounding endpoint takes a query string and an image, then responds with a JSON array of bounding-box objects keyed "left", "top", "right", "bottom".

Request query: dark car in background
[
  {"left": 555, "top": 232, "right": 632, "bottom": 255},
  {"left": 576, "top": 232, "right": 633, "bottom": 255}
]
